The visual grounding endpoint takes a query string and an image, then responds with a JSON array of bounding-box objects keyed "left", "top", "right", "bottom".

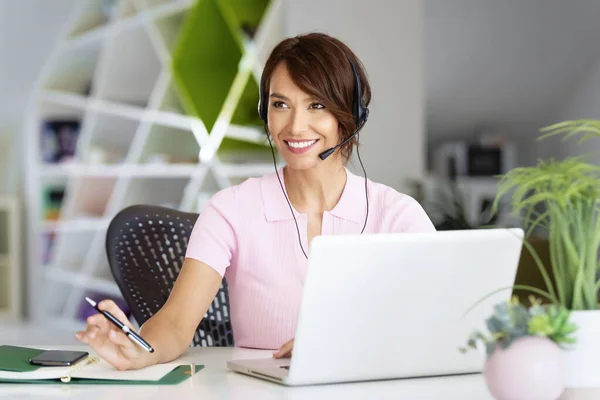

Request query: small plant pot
[
  {"left": 562, "top": 310, "right": 600, "bottom": 389},
  {"left": 483, "top": 336, "right": 564, "bottom": 400}
]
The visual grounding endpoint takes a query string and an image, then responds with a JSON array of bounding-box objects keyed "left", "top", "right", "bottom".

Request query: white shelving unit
[
  {"left": 0, "top": 197, "right": 20, "bottom": 322},
  {"left": 23, "top": 0, "right": 283, "bottom": 330}
]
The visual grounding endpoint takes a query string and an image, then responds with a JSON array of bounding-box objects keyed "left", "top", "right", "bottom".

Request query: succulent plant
[{"left": 460, "top": 296, "right": 578, "bottom": 356}]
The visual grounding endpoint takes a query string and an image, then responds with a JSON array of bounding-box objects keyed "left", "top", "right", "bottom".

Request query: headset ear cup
[
  {"left": 259, "top": 71, "right": 268, "bottom": 124},
  {"left": 258, "top": 93, "right": 267, "bottom": 123},
  {"left": 349, "top": 59, "right": 368, "bottom": 127},
  {"left": 257, "top": 100, "right": 263, "bottom": 121},
  {"left": 360, "top": 100, "right": 369, "bottom": 124}
]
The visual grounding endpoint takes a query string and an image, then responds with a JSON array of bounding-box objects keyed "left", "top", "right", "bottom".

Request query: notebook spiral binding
[{"left": 60, "top": 356, "right": 100, "bottom": 383}]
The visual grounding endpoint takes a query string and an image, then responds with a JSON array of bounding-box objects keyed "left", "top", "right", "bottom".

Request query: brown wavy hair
[{"left": 261, "top": 33, "right": 371, "bottom": 161}]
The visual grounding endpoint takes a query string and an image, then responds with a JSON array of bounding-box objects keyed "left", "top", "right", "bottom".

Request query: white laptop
[{"left": 227, "top": 228, "right": 524, "bottom": 386}]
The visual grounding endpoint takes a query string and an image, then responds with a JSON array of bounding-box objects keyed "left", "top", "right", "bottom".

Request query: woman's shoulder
[
  {"left": 363, "top": 177, "right": 435, "bottom": 232},
  {"left": 205, "top": 173, "right": 270, "bottom": 208}
]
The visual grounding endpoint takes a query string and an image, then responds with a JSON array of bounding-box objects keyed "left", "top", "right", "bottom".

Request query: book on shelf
[
  {"left": 42, "top": 186, "right": 65, "bottom": 221},
  {"left": 40, "top": 120, "right": 80, "bottom": 164}
]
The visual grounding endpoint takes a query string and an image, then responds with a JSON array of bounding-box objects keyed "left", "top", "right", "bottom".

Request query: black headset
[{"left": 259, "top": 57, "right": 370, "bottom": 259}]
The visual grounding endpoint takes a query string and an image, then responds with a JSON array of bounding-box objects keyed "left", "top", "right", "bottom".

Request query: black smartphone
[{"left": 29, "top": 350, "right": 89, "bottom": 367}]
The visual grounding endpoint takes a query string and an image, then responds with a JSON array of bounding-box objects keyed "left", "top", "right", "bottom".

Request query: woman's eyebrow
[
  {"left": 270, "top": 92, "right": 289, "bottom": 101},
  {"left": 269, "top": 93, "right": 319, "bottom": 102}
]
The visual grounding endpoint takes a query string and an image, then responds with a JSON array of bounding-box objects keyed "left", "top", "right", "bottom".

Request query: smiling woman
[
  {"left": 76, "top": 32, "right": 435, "bottom": 371},
  {"left": 259, "top": 33, "right": 371, "bottom": 164}
]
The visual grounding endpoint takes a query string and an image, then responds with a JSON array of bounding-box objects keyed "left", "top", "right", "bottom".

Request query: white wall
[
  {"left": 424, "top": 0, "right": 600, "bottom": 167},
  {"left": 0, "top": 0, "right": 76, "bottom": 193},
  {"left": 282, "top": 0, "right": 424, "bottom": 193},
  {"left": 543, "top": 56, "right": 600, "bottom": 163}
]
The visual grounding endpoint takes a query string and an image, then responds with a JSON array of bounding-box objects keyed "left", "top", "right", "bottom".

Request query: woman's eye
[
  {"left": 272, "top": 101, "right": 287, "bottom": 108},
  {"left": 310, "top": 103, "right": 325, "bottom": 110}
]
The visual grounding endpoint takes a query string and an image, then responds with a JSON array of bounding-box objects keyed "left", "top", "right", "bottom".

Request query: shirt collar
[{"left": 261, "top": 167, "right": 366, "bottom": 224}]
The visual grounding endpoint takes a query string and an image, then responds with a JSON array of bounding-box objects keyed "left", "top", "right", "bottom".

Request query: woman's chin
[{"left": 282, "top": 156, "right": 321, "bottom": 171}]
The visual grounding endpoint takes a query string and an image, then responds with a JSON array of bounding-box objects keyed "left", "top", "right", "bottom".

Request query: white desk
[{"left": 0, "top": 344, "right": 493, "bottom": 399}]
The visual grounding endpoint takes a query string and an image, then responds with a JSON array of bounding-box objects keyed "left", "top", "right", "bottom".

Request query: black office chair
[{"left": 105, "top": 204, "right": 234, "bottom": 347}]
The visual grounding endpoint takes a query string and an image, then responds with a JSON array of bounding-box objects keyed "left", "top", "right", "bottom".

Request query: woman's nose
[{"left": 289, "top": 109, "right": 309, "bottom": 135}]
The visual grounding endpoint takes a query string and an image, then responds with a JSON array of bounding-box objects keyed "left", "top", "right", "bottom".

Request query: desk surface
[{"left": 0, "top": 345, "right": 493, "bottom": 399}]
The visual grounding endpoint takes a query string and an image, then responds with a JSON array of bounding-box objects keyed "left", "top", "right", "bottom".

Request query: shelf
[
  {"left": 25, "top": 0, "right": 283, "bottom": 330},
  {"left": 39, "top": 91, "right": 89, "bottom": 110},
  {"left": 63, "top": 21, "right": 111, "bottom": 51},
  {"left": 230, "top": 73, "right": 263, "bottom": 127},
  {"left": 39, "top": 90, "right": 147, "bottom": 123},
  {"left": 95, "top": 23, "right": 162, "bottom": 107},
  {"left": 60, "top": 176, "right": 117, "bottom": 220},
  {"left": 39, "top": 163, "right": 202, "bottom": 178},
  {"left": 84, "top": 111, "right": 141, "bottom": 164},
  {"left": 116, "top": 0, "right": 141, "bottom": 19},
  {"left": 143, "top": 0, "right": 184, "bottom": 9},
  {"left": 42, "top": 230, "right": 97, "bottom": 271},
  {"left": 38, "top": 89, "right": 245, "bottom": 139},
  {"left": 36, "top": 98, "right": 87, "bottom": 121},
  {"left": 43, "top": 35, "right": 102, "bottom": 96},
  {"left": 137, "top": 124, "right": 200, "bottom": 164},
  {"left": 253, "top": 0, "right": 283, "bottom": 65},
  {"left": 217, "top": 137, "right": 275, "bottom": 164},
  {"left": 225, "top": 124, "right": 267, "bottom": 145},
  {"left": 41, "top": 217, "right": 111, "bottom": 233},
  {"left": 197, "top": 169, "right": 221, "bottom": 196},
  {"left": 67, "top": 1, "right": 112, "bottom": 39},
  {"left": 46, "top": 268, "right": 121, "bottom": 298},
  {"left": 146, "top": 0, "right": 193, "bottom": 17},
  {"left": 119, "top": 176, "right": 190, "bottom": 210},
  {"left": 153, "top": 74, "right": 185, "bottom": 115},
  {"left": 152, "top": 3, "right": 186, "bottom": 53}
]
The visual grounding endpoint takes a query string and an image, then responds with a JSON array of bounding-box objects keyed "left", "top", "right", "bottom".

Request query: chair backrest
[{"left": 105, "top": 204, "right": 234, "bottom": 347}]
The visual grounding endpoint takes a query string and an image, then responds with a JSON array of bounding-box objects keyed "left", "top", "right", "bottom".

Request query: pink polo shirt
[{"left": 185, "top": 168, "right": 435, "bottom": 349}]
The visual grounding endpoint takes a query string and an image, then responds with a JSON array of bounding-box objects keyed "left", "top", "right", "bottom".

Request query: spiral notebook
[{"left": 0, "top": 345, "right": 203, "bottom": 385}]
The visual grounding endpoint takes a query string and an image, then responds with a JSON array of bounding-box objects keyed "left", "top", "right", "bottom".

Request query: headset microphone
[{"left": 318, "top": 118, "right": 367, "bottom": 160}]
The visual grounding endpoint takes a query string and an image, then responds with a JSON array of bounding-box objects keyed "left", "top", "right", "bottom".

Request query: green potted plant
[
  {"left": 461, "top": 296, "right": 576, "bottom": 400},
  {"left": 492, "top": 119, "right": 600, "bottom": 389}
]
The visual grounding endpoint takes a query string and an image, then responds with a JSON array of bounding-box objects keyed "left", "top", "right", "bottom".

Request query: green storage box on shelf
[{"left": 171, "top": 0, "right": 270, "bottom": 134}]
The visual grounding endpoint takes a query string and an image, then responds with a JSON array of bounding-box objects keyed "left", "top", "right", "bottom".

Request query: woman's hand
[
  {"left": 75, "top": 300, "right": 153, "bottom": 371},
  {"left": 273, "top": 338, "right": 294, "bottom": 358}
]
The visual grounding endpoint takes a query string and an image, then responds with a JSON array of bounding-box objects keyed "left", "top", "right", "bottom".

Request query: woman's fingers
[
  {"left": 85, "top": 324, "right": 100, "bottom": 339},
  {"left": 108, "top": 329, "right": 134, "bottom": 348},
  {"left": 97, "top": 300, "right": 134, "bottom": 330},
  {"left": 273, "top": 338, "right": 294, "bottom": 359},
  {"left": 75, "top": 330, "right": 88, "bottom": 343},
  {"left": 87, "top": 313, "right": 108, "bottom": 329}
]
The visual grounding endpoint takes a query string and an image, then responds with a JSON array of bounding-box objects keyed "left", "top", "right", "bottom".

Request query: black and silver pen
[{"left": 85, "top": 297, "right": 154, "bottom": 353}]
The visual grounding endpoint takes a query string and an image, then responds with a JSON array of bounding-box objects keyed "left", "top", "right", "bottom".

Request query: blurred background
[{"left": 1, "top": 0, "right": 599, "bottom": 343}]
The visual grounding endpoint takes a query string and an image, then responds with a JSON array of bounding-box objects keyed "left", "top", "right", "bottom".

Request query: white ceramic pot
[{"left": 562, "top": 310, "right": 600, "bottom": 388}]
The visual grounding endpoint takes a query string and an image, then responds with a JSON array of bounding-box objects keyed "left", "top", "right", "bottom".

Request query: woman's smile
[{"left": 284, "top": 139, "right": 320, "bottom": 154}]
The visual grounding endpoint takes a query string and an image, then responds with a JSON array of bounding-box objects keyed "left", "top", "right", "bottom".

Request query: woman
[{"left": 75, "top": 32, "right": 435, "bottom": 371}]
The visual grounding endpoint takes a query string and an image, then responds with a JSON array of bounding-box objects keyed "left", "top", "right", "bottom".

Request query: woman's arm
[
  {"left": 77, "top": 258, "right": 223, "bottom": 370},
  {"left": 138, "top": 258, "right": 224, "bottom": 363}
]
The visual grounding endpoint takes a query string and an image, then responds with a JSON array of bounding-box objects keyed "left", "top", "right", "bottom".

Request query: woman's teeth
[{"left": 286, "top": 140, "right": 317, "bottom": 148}]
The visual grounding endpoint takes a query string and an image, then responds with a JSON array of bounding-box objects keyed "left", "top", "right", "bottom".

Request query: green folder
[
  {"left": 0, "top": 345, "right": 204, "bottom": 385},
  {"left": 0, "top": 345, "right": 44, "bottom": 372}
]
